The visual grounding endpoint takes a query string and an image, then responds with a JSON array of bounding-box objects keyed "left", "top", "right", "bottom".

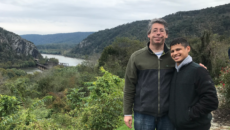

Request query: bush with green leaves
[
  {"left": 98, "top": 37, "right": 145, "bottom": 78},
  {"left": 218, "top": 65, "right": 230, "bottom": 107},
  {"left": 76, "top": 67, "right": 124, "bottom": 130},
  {"left": 0, "top": 95, "right": 20, "bottom": 117},
  {"left": 0, "top": 68, "right": 27, "bottom": 79},
  {"left": 67, "top": 88, "right": 86, "bottom": 110},
  {"left": 0, "top": 96, "right": 53, "bottom": 129},
  {"left": 3, "top": 78, "right": 39, "bottom": 103}
]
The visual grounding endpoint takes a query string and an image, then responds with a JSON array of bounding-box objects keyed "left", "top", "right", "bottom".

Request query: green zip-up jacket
[{"left": 123, "top": 42, "right": 175, "bottom": 117}]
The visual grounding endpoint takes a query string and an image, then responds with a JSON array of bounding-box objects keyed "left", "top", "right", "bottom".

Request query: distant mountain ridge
[
  {"left": 70, "top": 3, "right": 230, "bottom": 57},
  {"left": 21, "top": 32, "right": 94, "bottom": 45}
]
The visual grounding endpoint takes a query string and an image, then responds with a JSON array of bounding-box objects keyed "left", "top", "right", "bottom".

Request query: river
[{"left": 21, "top": 54, "right": 84, "bottom": 74}]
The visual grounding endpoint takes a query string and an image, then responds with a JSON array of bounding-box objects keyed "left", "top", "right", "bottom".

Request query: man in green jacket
[
  {"left": 123, "top": 18, "right": 175, "bottom": 130},
  {"left": 168, "top": 38, "right": 218, "bottom": 130}
]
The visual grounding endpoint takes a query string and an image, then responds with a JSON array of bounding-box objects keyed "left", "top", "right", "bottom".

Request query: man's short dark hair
[{"left": 170, "top": 38, "right": 189, "bottom": 48}]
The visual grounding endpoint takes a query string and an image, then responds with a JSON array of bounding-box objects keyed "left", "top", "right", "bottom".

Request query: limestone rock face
[
  {"left": 78, "top": 40, "right": 91, "bottom": 48},
  {"left": 0, "top": 27, "right": 42, "bottom": 58}
]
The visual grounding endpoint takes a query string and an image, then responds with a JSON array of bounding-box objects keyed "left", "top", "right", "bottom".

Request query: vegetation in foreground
[{"left": 0, "top": 31, "right": 230, "bottom": 129}]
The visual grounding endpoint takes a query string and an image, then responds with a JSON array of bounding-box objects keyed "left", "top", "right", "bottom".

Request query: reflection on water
[{"left": 41, "top": 54, "right": 84, "bottom": 66}]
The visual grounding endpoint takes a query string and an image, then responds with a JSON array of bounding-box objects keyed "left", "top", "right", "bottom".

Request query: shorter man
[{"left": 168, "top": 38, "right": 218, "bottom": 130}]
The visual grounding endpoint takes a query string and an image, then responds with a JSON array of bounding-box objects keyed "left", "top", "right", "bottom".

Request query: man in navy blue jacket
[{"left": 168, "top": 38, "right": 218, "bottom": 130}]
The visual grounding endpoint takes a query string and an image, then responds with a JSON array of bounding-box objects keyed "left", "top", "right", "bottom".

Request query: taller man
[{"left": 123, "top": 18, "right": 175, "bottom": 130}]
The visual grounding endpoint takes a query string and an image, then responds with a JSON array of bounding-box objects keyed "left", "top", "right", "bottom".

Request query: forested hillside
[
  {"left": 69, "top": 21, "right": 149, "bottom": 57},
  {"left": 0, "top": 27, "right": 42, "bottom": 68},
  {"left": 21, "top": 32, "right": 94, "bottom": 45},
  {"left": 69, "top": 3, "right": 230, "bottom": 57},
  {"left": 163, "top": 3, "right": 230, "bottom": 40}
]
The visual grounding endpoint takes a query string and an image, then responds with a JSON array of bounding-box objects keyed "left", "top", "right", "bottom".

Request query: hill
[
  {"left": 21, "top": 32, "right": 94, "bottom": 45},
  {"left": 0, "top": 27, "right": 42, "bottom": 68},
  {"left": 70, "top": 21, "right": 149, "bottom": 56},
  {"left": 69, "top": 3, "right": 230, "bottom": 57}
]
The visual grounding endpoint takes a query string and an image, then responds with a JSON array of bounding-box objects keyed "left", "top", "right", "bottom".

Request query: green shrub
[
  {"left": 31, "top": 107, "right": 51, "bottom": 119},
  {"left": 0, "top": 68, "right": 27, "bottom": 79},
  {"left": 0, "top": 95, "right": 20, "bottom": 117},
  {"left": 67, "top": 88, "right": 85, "bottom": 110},
  {"left": 49, "top": 58, "right": 59, "bottom": 65},
  {"left": 47, "top": 90, "right": 71, "bottom": 113},
  {"left": 4, "top": 78, "right": 39, "bottom": 103},
  {"left": 98, "top": 37, "right": 145, "bottom": 78},
  {"left": 77, "top": 67, "right": 124, "bottom": 130},
  {"left": 0, "top": 96, "right": 52, "bottom": 129},
  {"left": 51, "top": 113, "right": 76, "bottom": 127},
  {"left": 218, "top": 65, "right": 230, "bottom": 106},
  {"left": 37, "top": 77, "right": 54, "bottom": 96}
]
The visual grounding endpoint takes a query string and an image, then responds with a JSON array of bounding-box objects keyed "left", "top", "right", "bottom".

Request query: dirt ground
[
  {"left": 211, "top": 107, "right": 230, "bottom": 130},
  {"left": 213, "top": 107, "right": 230, "bottom": 125},
  {"left": 209, "top": 87, "right": 230, "bottom": 130}
]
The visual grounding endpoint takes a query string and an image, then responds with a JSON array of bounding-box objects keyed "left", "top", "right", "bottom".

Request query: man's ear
[
  {"left": 187, "top": 46, "right": 191, "bottom": 52},
  {"left": 165, "top": 33, "right": 168, "bottom": 38},
  {"left": 147, "top": 33, "right": 150, "bottom": 39}
]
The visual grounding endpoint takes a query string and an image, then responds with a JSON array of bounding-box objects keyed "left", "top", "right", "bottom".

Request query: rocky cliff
[{"left": 0, "top": 27, "right": 42, "bottom": 59}]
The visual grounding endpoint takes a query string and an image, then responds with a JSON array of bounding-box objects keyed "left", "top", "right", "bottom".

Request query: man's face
[
  {"left": 170, "top": 44, "right": 190, "bottom": 65},
  {"left": 148, "top": 23, "right": 168, "bottom": 45}
]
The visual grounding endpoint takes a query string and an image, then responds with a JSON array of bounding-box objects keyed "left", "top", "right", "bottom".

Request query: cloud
[{"left": 0, "top": 0, "right": 229, "bottom": 34}]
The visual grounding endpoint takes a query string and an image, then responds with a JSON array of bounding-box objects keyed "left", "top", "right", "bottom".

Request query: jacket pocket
[
  {"left": 184, "top": 107, "right": 191, "bottom": 123},
  {"left": 196, "top": 113, "right": 212, "bottom": 125},
  {"left": 187, "top": 107, "right": 192, "bottom": 121},
  {"left": 177, "top": 107, "right": 191, "bottom": 126},
  {"left": 140, "top": 89, "right": 157, "bottom": 113}
]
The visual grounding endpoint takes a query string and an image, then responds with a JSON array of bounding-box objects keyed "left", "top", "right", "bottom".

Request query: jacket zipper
[
  {"left": 158, "top": 58, "right": 161, "bottom": 115},
  {"left": 174, "top": 72, "right": 178, "bottom": 128},
  {"left": 156, "top": 51, "right": 167, "bottom": 116},
  {"left": 157, "top": 51, "right": 166, "bottom": 116}
]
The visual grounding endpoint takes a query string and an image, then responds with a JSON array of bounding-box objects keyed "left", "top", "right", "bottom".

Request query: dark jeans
[{"left": 134, "top": 111, "right": 174, "bottom": 130}]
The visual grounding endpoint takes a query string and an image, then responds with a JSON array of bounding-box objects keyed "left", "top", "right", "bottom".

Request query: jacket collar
[
  {"left": 147, "top": 42, "right": 169, "bottom": 54},
  {"left": 175, "top": 55, "right": 193, "bottom": 72}
]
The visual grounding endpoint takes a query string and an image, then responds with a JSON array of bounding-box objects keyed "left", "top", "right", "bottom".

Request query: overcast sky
[{"left": 0, "top": 0, "right": 229, "bottom": 35}]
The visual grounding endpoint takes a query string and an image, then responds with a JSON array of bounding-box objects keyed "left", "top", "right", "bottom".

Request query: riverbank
[
  {"left": 19, "top": 67, "right": 42, "bottom": 74},
  {"left": 41, "top": 54, "right": 84, "bottom": 66}
]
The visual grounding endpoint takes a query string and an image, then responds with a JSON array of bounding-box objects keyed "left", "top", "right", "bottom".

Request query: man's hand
[
  {"left": 124, "top": 116, "right": 132, "bottom": 129},
  {"left": 199, "top": 63, "right": 207, "bottom": 70}
]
